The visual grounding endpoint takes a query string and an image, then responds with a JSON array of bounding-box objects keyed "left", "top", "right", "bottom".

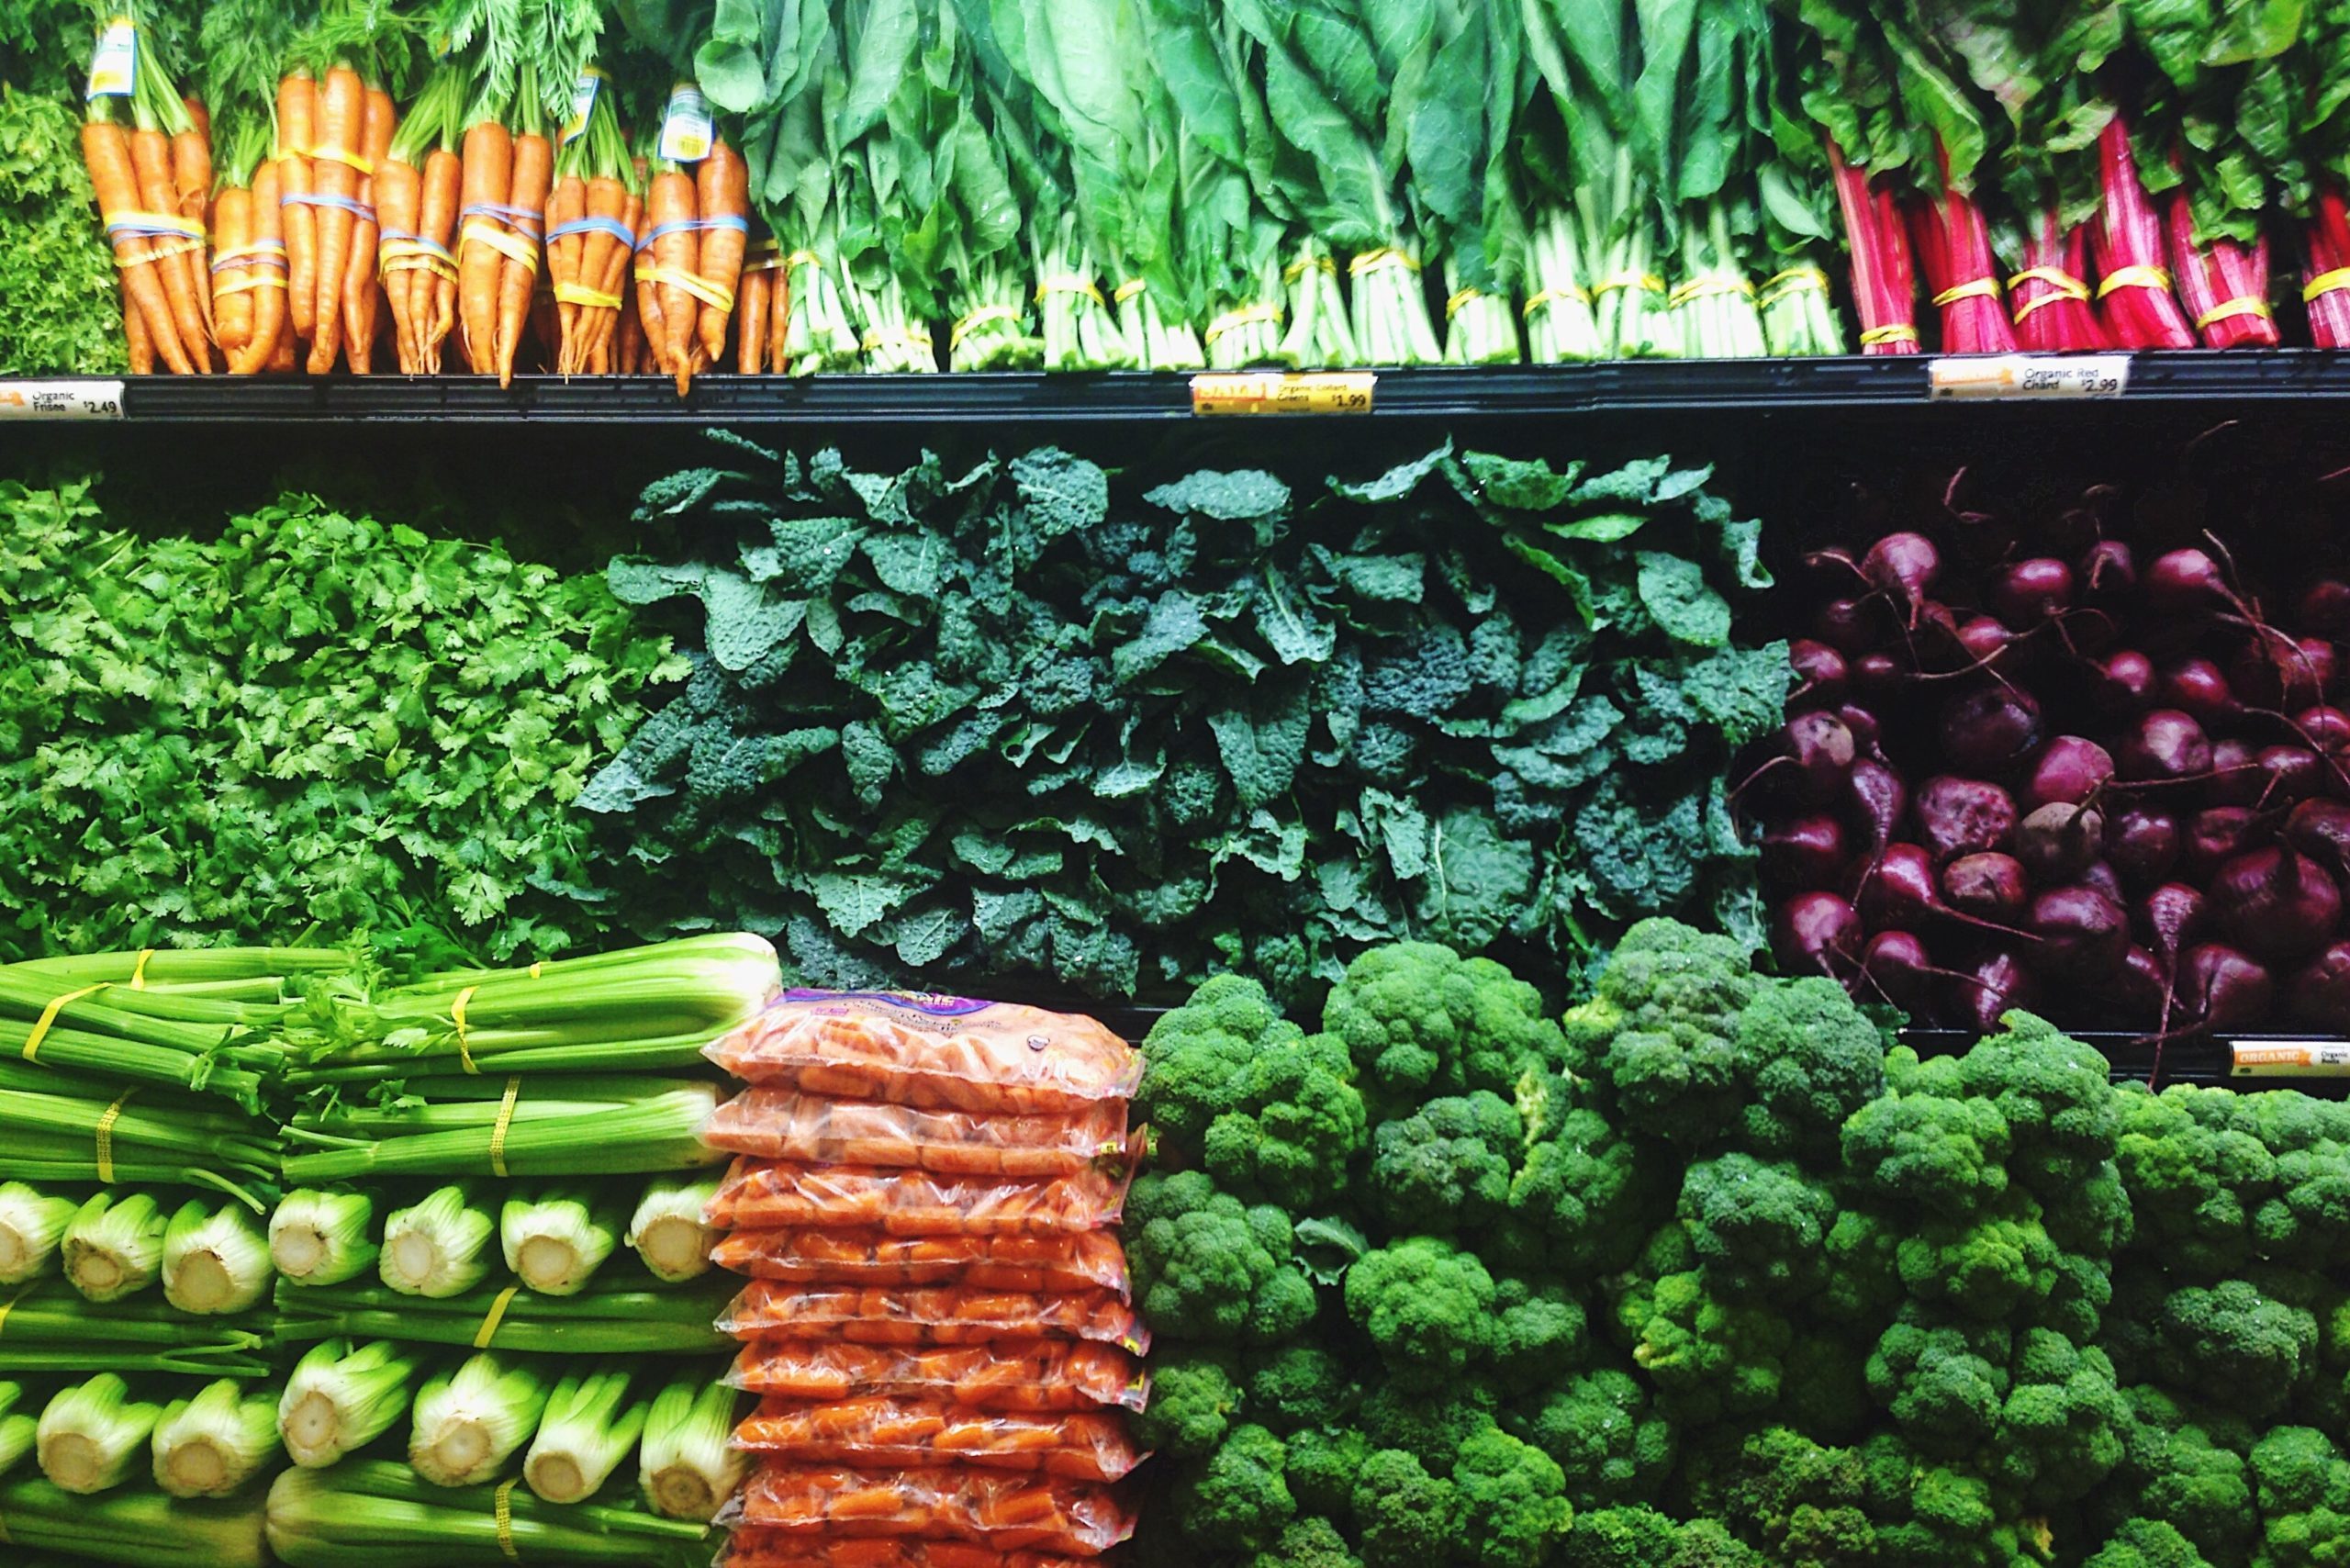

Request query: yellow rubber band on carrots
[
  {"left": 633, "top": 263, "right": 735, "bottom": 313},
  {"left": 742, "top": 246, "right": 788, "bottom": 275},
  {"left": 1034, "top": 274, "right": 1106, "bottom": 308},
  {"left": 380, "top": 239, "right": 459, "bottom": 283},
  {"left": 1283, "top": 253, "right": 1337, "bottom": 283},
  {"left": 307, "top": 143, "right": 374, "bottom": 175},
  {"left": 1930, "top": 277, "right": 2003, "bottom": 308},
  {"left": 24, "top": 984, "right": 106, "bottom": 1062},
  {"left": 452, "top": 985, "right": 478, "bottom": 1075},
  {"left": 1860, "top": 323, "right": 1921, "bottom": 346},
  {"left": 2196, "top": 296, "right": 2272, "bottom": 330},
  {"left": 213, "top": 274, "right": 289, "bottom": 298},
  {"left": 128, "top": 949, "right": 153, "bottom": 989},
  {"left": 2098, "top": 264, "right": 2172, "bottom": 297},
  {"left": 462, "top": 219, "right": 541, "bottom": 273},
  {"left": 1523, "top": 286, "right": 1591, "bottom": 317},
  {"left": 1669, "top": 274, "right": 1757, "bottom": 308},
  {"left": 554, "top": 282, "right": 624, "bottom": 310},
  {"left": 1444, "top": 287, "right": 1484, "bottom": 320},
  {"left": 1348, "top": 247, "right": 1419, "bottom": 277},
  {"left": 111, "top": 237, "right": 205, "bottom": 272},
  {"left": 1113, "top": 277, "right": 1148, "bottom": 303},
  {"left": 2304, "top": 267, "right": 2350, "bottom": 303},
  {"left": 495, "top": 1478, "right": 520, "bottom": 1562},
  {"left": 95, "top": 1089, "right": 135, "bottom": 1183},
  {"left": 474, "top": 1285, "right": 520, "bottom": 1350},
  {"left": 1204, "top": 302, "right": 1281, "bottom": 344},
  {"left": 103, "top": 209, "right": 204, "bottom": 240},
  {"left": 489, "top": 1076, "right": 522, "bottom": 1178}
]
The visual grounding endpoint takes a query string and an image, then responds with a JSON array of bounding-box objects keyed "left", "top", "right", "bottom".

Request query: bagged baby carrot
[
  {"left": 705, "top": 1157, "right": 1137, "bottom": 1238},
  {"left": 701, "top": 1091, "right": 1129, "bottom": 1178},
  {"left": 722, "top": 1535, "right": 1096, "bottom": 1568},
  {"left": 733, "top": 1396, "right": 1144, "bottom": 1484},
  {"left": 720, "top": 1462, "right": 1137, "bottom": 1556},
  {"left": 717, "top": 1281, "right": 1147, "bottom": 1352},
  {"left": 710, "top": 1226, "right": 1130, "bottom": 1297},
  {"left": 706, "top": 994, "right": 1141, "bottom": 1114},
  {"left": 724, "top": 1338, "right": 1148, "bottom": 1413}
]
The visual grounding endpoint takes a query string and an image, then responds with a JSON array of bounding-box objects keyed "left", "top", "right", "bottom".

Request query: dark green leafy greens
[
  {"left": 582, "top": 437, "right": 1784, "bottom": 1002},
  {"left": 0, "top": 88, "right": 126, "bottom": 375}
]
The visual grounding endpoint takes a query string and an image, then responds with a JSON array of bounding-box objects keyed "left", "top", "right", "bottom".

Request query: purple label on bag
[{"left": 782, "top": 989, "right": 995, "bottom": 1017}]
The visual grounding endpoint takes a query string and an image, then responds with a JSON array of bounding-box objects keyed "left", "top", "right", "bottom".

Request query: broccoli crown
[
  {"left": 1690, "top": 1425, "right": 1877, "bottom": 1568},
  {"left": 1677, "top": 1152, "right": 1838, "bottom": 1299},
  {"left": 2256, "top": 1137, "right": 2350, "bottom": 1271},
  {"left": 1493, "top": 1275, "right": 1590, "bottom": 1383},
  {"left": 1251, "top": 1516, "right": 1362, "bottom": 1568},
  {"left": 1132, "top": 1347, "right": 1243, "bottom": 1458},
  {"left": 2250, "top": 1427, "right": 2350, "bottom": 1568},
  {"left": 2104, "top": 1384, "right": 2256, "bottom": 1563},
  {"left": 1323, "top": 942, "right": 1566, "bottom": 1116},
  {"left": 1344, "top": 1236, "right": 1498, "bottom": 1389},
  {"left": 1510, "top": 1076, "right": 1662, "bottom": 1275},
  {"left": 1957, "top": 1012, "right": 2123, "bottom": 1186},
  {"left": 2157, "top": 1277, "right": 2318, "bottom": 1418},
  {"left": 1175, "top": 1423, "right": 1296, "bottom": 1554},
  {"left": 1286, "top": 1427, "right": 1373, "bottom": 1521},
  {"left": 1127, "top": 1170, "right": 1318, "bottom": 1345},
  {"left": 1140, "top": 973, "right": 1297, "bottom": 1145},
  {"left": 1246, "top": 1344, "right": 1355, "bottom": 1434},
  {"left": 1368, "top": 1091, "right": 1522, "bottom": 1236},
  {"left": 2113, "top": 1086, "right": 2277, "bottom": 1277},
  {"left": 1563, "top": 918, "right": 1757, "bottom": 1148},
  {"left": 1554, "top": 1506, "right": 1681, "bottom": 1568},
  {"left": 1818, "top": 1206, "right": 1905, "bottom": 1325},
  {"left": 1841, "top": 1080, "right": 2012, "bottom": 1217},
  {"left": 1732, "top": 974, "right": 1887, "bottom": 1161},
  {"left": 1350, "top": 1448, "right": 1460, "bottom": 1568},
  {"left": 1203, "top": 1030, "right": 1371, "bottom": 1212},
  {"left": 2081, "top": 1519, "right": 2215, "bottom": 1568},
  {"left": 1511, "top": 1365, "right": 1675, "bottom": 1508},
  {"left": 1865, "top": 1315, "right": 2013, "bottom": 1457},
  {"left": 1894, "top": 1192, "right": 2062, "bottom": 1323},
  {"left": 1665, "top": 1518, "right": 1772, "bottom": 1568},
  {"left": 1992, "top": 1328, "right": 2125, "bottom": 1506},
  {"left": 1615, "top": 1267, "right": 1793, "bottom": 1424},
  {"left": 1449, "top": 1424, "right": 1573, "bottom": 1568},
  {"left": 1357, "top": 1385, "right": 1500, "bottom": 1474}
]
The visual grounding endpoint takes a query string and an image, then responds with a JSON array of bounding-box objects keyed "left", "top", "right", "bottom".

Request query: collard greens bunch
[
  {"left": 1128, "top": 924, "right": 2350, "bottom": 1568},
  {"left": 582, "top": 435, "right": 1786, "bottom": 999}
]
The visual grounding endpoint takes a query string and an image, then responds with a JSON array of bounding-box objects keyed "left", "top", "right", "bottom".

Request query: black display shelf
[{"left": 8, "top": 350, "right": 2350, "bottom": 425}]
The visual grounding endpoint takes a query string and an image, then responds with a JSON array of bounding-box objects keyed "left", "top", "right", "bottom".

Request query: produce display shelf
[{"left": 12, "top": 351, "right": 2350, "bottom": 425}]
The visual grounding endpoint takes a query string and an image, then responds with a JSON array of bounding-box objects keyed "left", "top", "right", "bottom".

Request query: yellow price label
[{"left": 1191, "top": 371, "right": 1376, "bottom": 416}]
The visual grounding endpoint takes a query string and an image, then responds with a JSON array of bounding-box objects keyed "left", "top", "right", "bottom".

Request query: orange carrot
[
  {"left": 646, "top": 167, "right": 697, "bottom": 389},
  {"left": 212, "top": 185, "right": 253, "bottom": 355},
  {"left": 129, "top": 126, "right": 209, "bottom": 367},
  {"left": 545, "top": 173, "right": 585, "bottom": 372},
  {"left": 697, "top": 138, "right": 748, "bottom": 364},
  {"left": 493, "top": 129, "right": 552, "bottom": 386},
  {"left": 588, "top": 185, "right": 639, "bottom": 368},
  {"left": 233, "top": 161, "right": 287, "bottom": 375},
  {"left": 170, "top": 113, "right": 213, "bottom": 344},
  {"left": 375, "top": 152, "right": 421, "bottom": 372},
  {"left": 418, "top": 147, "right": 462, "bottom": 373},
  {"left": 85, "top": 120, "right": 194, "bottom": 374},
  {"left": 123, "top": 278, "right": 154, "bottom": 374},
  {"left": 341, "top": 84, "right": 395, "bottom": 374},
  {"left": 278, "top": 73, "right": 317, "bottom": 345},
  {"left": 456, "top": 119, "right": 511, "bottom": 374},
  {"left": 306, "top": 65, "right": 364, "bottom": 374},
  {"left": 738, "top": 264, "right": 769, "bottom": 373}
]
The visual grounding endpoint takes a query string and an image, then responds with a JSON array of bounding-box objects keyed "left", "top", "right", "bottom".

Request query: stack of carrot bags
[{"left": 699, "top": 993, "right": 1149, "bottom": 1566}]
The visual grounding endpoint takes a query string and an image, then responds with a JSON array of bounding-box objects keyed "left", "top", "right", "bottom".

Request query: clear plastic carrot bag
[
  {"left": 722, "top": 1533, "right": 1098, "bottom": 1568},
  {"left": 725, "top": 1338, "right": 1148, "bottom": 1413},
  {"left": 711, "top": 1226, "right": 1131, "bottom": 1296},
  {"left": 718, "top": 1280, "right": 1148, "bottom": 1352},
  {"left": 702, "top": 1090, "right": 1129, "bottom": 1177},
  {"left": 720, "top": 1462, "right": 1138, "bottom": 1556},
  {"left": 733, "top": 1396, "right": 1145, "bottom": 1484},
  {"left": 705, "top": 1157, "right": 1137, "bottom": 1237},
  {"left": 706, "top": 993, "right": 1142, "bottom": 1114}
]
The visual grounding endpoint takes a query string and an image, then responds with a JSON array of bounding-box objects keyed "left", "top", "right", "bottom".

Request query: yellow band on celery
[
  {"left": 129, "top": 949, "right": 153, "bottom": 989},
  {"left": 494, "top": 1477, "right": 520, "bottom": 1561},
  {"left": 453, "top": 985, "right": 478, "bottom": 1075},
  {"left": 24, "top": 984, "right": 106, "bottom": 1062},
  {"left": 489, "top": 1076, "right": 522, "bottom": 1179},
  {"left": 95, "top": 1089, "right": 137, "bottom": 1183},
  {"left": 475, "top": 1285, "right": 520, "bottom": 1350}
]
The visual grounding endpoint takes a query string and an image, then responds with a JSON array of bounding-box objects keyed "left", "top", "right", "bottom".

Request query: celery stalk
[
  {"left": 0, "top": 1182, "right": 80, "bottom": 1283},
  {"left": 408, "top": 1352, "right": 550, "bottom": 1487},
  {"left": 637, "top": 1373, "right": 744, "bottom": 1521},
  {"left": 624, "top": 1174, "right": 719, "bottom": 1284},
  {"left": 500, "top": 1188, "right": 622, "bottom": 1297},
  {"left": 278, "top": 1339, "right": 424, "bottom": 1469},
  {"left": 524, "top": 1363, "right": 646, "bottom": 1504},
  {"left": 378, "top": 1184, "right": 494, "bottom": 1298},
  {"left": 268, "top": 1190, "right": 377, "bottom": 1287},
  {"left": 151, "top": 1380, "right": 280, "bottom": 1498},
  {"left": 38, "top": 1373, "right": 162, "bottom": 1494},
  {"left": 162, "top": 1201, "right": 273, "bottom": 1315},
  {"left": 64, "top": 1193, "right": 167, "bottom": 1304}
]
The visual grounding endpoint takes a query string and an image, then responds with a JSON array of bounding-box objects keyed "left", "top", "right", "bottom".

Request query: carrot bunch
[
  {"left": 285, "top": 63, "right": 397, "bottom": 373},
  {"left": 632, "top": 108, "right": 750, "bottom": 395},
  {"left": 545, "top": 69, "right": 639, "bottom": 375},
  {"left": 736, "top": 227, "right": 787, "bottom": 372},
  {"left": 723, "top": 1534, "right": 1094, "bottom": 1568},
  {"left": 716, "top": 1281, "right": 1147, "bottom": 1352},
  {"left": 710, "top": 1227, "right": 1130, "bottom": 1298},
  {"left": 205, "top": 118, "right": 291, "bottom": 373},
  {"left": 455, "top": 73, "right": 554, "bottom": 385},
  {"left": 733, "top": 1397, "right": 1144, "bottom": 1485},
  {"left": 725, "top": 1339, "right": 1147, "bottom": 1416},
  {"left": 83, "top": 16, "right": 216, "bottom": 373},
  {"left": 728, "top": 1463, "right": 1136, "bottom": 1558},
  {"left": 375, "top": 64, "right": 464, "bottom": 373},
  {"left": 701, "top": 1091, "right": 1128, "bottom": 1179},
  {"left": 704, "top": 1158, "right": 1137, "bottom": 1239}
]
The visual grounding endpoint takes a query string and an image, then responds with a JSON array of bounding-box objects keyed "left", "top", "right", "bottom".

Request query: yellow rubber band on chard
[
  {"left": 1860, "top": 323, "right": 1920, "bottom": 346},
  {"left": 2197, "top": 296, "right": 2272, "bottom": 329},
  {"left": 2009, "top": 266, "right": 2089, "bottom": 301},
  {"left": 1034, "top": 274, "right": 1105, "bottom": 308},
  {"left": 1523, "top": 286, "right": 1591, "bottom": 317},
  {"left": 2305, "top": 267, "right": 2350, "bottom": 303},
  {"left": 1204, "top": 303, "right": 1281, "bottom": 344},
  {"left": 1348, "top": 247, "right": 1419, "bottom": 277},
  {"left": 1930, "top": 277, "right": 2003, "bottom": 308},
  {"left": 2098, "top": 264, "right": 2172, "bottom": 297},
  {"left": 1113, "top": 278, "right": 1148, "bottom": 302}
]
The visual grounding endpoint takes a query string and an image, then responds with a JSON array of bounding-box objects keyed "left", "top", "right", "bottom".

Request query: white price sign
[
  {"left": 1930, "top": 353, "right": 2131, "bottom": 401},
  {"left": 0, "top": 380, "right": 126, "bottom": 420},
  {"left": 2231, "top": 1040, "right": 2350, "bottom": 1077}
]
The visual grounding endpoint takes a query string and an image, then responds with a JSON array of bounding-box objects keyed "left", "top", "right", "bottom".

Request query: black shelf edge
[{"left": 6, "top": 351, "right": 2350, "bottom": 424}]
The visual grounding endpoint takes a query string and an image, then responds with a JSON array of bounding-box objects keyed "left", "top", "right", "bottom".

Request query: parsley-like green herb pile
[{"left": 0, "top": 88, "right": 125, "bottom": 376}]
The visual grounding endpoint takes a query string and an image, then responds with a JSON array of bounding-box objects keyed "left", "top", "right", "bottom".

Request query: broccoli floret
[
  {"left": 1246, "top": 1345, "right": 1355, "bottom": 1434},
  {"left": 1853, "top": 1431, "right": 2016, "bottom": 1568},
  {"left": 1287, "top": 1427, "right": 1373, "bottom": 1520},
  {"left": 1344, "top": 1236, "right": 1497, "bottom": 1390},
  {"left": 2042, "top": 1157, "right": 2135, "bottom": 1256},
  {"left": 2081, "top": 1520, "right": 2215, "bottom": 1568},
  {"left": 2251, "top": 1426, "right": 2350, "bottom": 1568},
  {"left": 1554, "top": 1506, "right": 1681, "bottom": 1568},
  {"left": 1666, "top": 1519, "right": 1771, "bottom": 1568},
  {"left": 1351, "top": 1448, "right": 1460, "bottom": 1568},
  {"left": 1252, "top": 1516, "right": 1362, "bottom": 1568},
  {"left": 1323, "top": 942, "right": 1566, "bottom": 1116},
  {"left": 1132, "top": 1347, "right": 1243, "bottom": 1458},
  {"left": 1677, "top": 1152, "right": 1837, "bottom": 1299},
  {"left": 1690, "top": 1426, "right": 1876, "bottom": 1568},
  {"left": 1841, "top": 1074, "right": 2012, "bottom": 1217},
  {"left": 1783, "top": 1331, "right": 1874, "bottom": 1445},
  {"left": 2158, "top": 1277, "right": 2318, "bottom": 1418},
  {"left": 1512, "top": 1366, "right": 1675, "bottom": 1507},
  {"left": 1561, "top": 917, "right": 1757, "bottom": 1148},
  {"left": 1358, "top": 1385, "right": 1500, "bottom": 1474},
  {"left": 1732, "top": 974, "right": 1886, "bottom": 1162},
  {"left": 1493, "top": 1275, "right": 1589, "bottom": 1384},
  {"left": 1450, "top": 1424, "right": 1573, "bottom": 1567},
  {"left": 2113, "top": 1085, "right": 2277, "bottom": 1277},
  {"left": 1614, "top": 1267, "right": 1792, "bottom": 1424},
  {"left": 1367, "top": 1091, "right": 1522, "bottom": 1236},
  {"left": 1818, "top": 1206, "right": 1905, "bottom": 1325},
  {"left": 1126, "top": 1170, "right": 1318, "bottom": 1345},
  {"left": 2255, "top": 1137, "right": 2350, "bottom": 1271},
  {"left": 1204, "top": 1029, "right": 1371, "bottom": 1211},
  {"left": 1865, "top": 1314, "right": 2012, "bottom": 1456},
  {"left": 1174, "top": 1423, "right": 1295, "bottom": 1554},
  {"left": 1894, "top": 1191, "right": 2063, "bottom": 1323},
  {"left": 1511, "top": 1073, "right": 1663, "bottom": 1275},
  {"left": 1957, "top": 1012, "right": 2122, "bottom": 1188},
  {"left": 1992, "top": 1328, "right": 2125, "bottom": 1506},
  {"left": 1139, "top": 973, "right": 1288, "bottom": 1148},
  {"left": 2098, "top": 1384, "right": 2256, "bottom": 1564}
]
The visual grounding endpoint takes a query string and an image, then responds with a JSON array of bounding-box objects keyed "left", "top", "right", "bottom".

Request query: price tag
[
  {"left": 2230, "top": 1041, "right": 2350, "bottom": 1077},
  {"left": 1929, "top": 353, "right": 2130, "bottom": 401},
  {"left": 560, "top": 68, "right": 602, "bottom": 146},
  {"left": 1191, "top": 371, "right": 1376, "bottom": 416},
  {"left": 0, "top": 380, "right": 126, "bottom": 420},
  {"left": 85, "top": 17, "right": 136, "bottom": 99},
  {"left": 656, "top": 84, "right": 714, "bottom": 163}
]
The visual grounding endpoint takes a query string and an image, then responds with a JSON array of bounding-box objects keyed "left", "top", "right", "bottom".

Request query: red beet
[
  {"left": 1916, "top": 777, "right": 2020, "bottom": 863},
  {"left": 1789, "top": 640, "right": 1849, "bottom": 705},
  {"left": 1814, "top": 598, "right": 1882, "bottom": 654},
  {"left": 2177, "top": 943, "right": 2275, "bottom": 1029},
  {"left": 2209, "top": 739, "right": 2264, "bottom": 807},
  {"left": 2210, "top": 847, "right": 2344, "bottom": 963},
  {"left": 2090, "top": 650, "right": 2157, "bottom": 717},
  {"left": 2116, "top": 710, "right": 2213, "bottom": 782},
  {"left": 1775, "top": 891, "right": 1863, "bottom": 980},
  {"left": 1762, "top": 815, "right": 1850, "bottom": 891},
  {"left": 2080, "top": 540, "right": 2136, "bottom": 603},
  {"left": 2290, "top": 942, "right": 2350, "bottom": 1030},
  {"left": 1944, "top": 853, "right": 2031, "bottom": 922},
  {"left": 2286, "top": 798, "right": 2350, "bottom": 879},
  {"left": 2107, "top": 807, "right": 2182, "bottom": 889},
  {"left": 1848, "top": 758, "right": 1909, "bottom": 855},
  {"left": 1954, "top": 950, "right": 2041, "bottom": 1035},
  {"left": 2026, "top": 737, "right": 2115, "bottom": 809},
  {"left": 1863, "top": 532, "right": 1942, "bottom": 624},
  {"left": 2185, "top": 808, "right": 2264, "bottom": 882},
  {"left": 2258, "top": 745, "right": 2322, "bottom": 804},
  {"left": 2018, "top": 803, "right": 2104, "bottom": 882},
  {"left": 2157, "top": 660, "right": 2235, "bottom": 725},
  {"left": 1987, "top": 557, "right": 2076, "bottom": 631},
  {"left": 1862, "top": 929, "right": 1942, "bottom": 1013},
  {"left": 1941, "top": 687, "right": 2044, "bottom": 775},
  {"left": 2031, "top": 884, "right": 2130, "bottom": 981},
  {"left": 2298, "top": 579, "right": 2350, "bottom": 635},
  {"left": 2144, "top": 547, "right": 2233, "bottom": 613}
]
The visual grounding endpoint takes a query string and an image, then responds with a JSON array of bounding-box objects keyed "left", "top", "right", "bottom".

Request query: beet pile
[{"left": 1749, "top": 511, "right": 2350, "bottom": 1042}]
